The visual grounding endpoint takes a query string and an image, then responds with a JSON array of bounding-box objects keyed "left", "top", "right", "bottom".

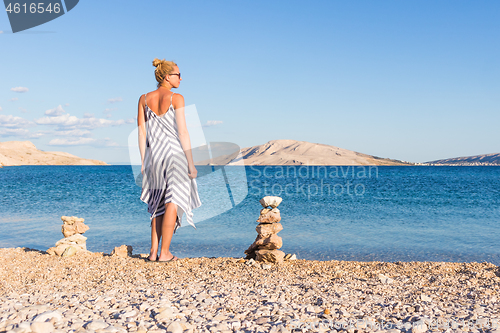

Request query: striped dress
[{"left": 140, "top": 92, "right": 202, "bottom": 233}]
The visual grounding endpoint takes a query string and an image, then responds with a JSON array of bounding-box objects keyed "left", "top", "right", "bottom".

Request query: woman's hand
[{"left": 188, "top": 164, "right": 197, "bottom": 179}]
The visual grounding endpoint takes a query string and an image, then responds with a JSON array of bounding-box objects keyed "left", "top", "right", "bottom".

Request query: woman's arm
[
  {"left": 173, "top": 93, "right": 197, "bottom": 179},
  {"left": 137, "top": 95, "right": 146, "bottom": 173}
]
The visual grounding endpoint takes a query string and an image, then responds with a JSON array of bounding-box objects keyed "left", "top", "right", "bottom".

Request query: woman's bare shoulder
[
  {"left": 138, "top": 93, "right": 145, "bottom": 104},
  {"left": 138, "top": 90, "right": 158, "bottom": 102},
  {"left": 172, "top": 92, "right": 184, "bottom": 100},
  {"left": 172, "top": 92, "right": 184, "bottom": 108}
]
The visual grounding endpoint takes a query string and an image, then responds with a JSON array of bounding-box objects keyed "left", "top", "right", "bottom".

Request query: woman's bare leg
[
  {"left": 158, "top": 202, "right": 178, "bottom": 261},
  {"left": 149, "top": 215, "right": 163, "bottom": 260}
]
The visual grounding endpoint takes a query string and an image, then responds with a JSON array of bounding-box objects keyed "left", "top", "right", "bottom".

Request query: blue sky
[{"left": 1, "top": 1, "right": 499, "bottom": 163}]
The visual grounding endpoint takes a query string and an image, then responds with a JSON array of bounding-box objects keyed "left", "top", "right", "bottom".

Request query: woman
[{"left": 138, "top": 58, "right": 202, "bottom": 262}]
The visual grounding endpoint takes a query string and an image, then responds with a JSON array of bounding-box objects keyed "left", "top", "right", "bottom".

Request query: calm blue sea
[{"left": 0, "top": 165, "right": 499, "bottom": 264}]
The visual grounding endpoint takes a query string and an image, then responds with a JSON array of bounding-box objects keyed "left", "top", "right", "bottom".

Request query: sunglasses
[{"left": 169, "top": 72, "right": 181, "bottom": 79}]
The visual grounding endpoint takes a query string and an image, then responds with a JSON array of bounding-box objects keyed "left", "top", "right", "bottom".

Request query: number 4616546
[{"left": 6, "top": 2, "right": 61, "bottom": 14}]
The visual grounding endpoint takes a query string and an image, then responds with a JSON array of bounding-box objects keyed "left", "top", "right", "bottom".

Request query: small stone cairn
[
  {"left": 244, "top": 196, "right": 286, "bottom": 263},
  {"left": 111, "top": 245, "right": 133, "bottom": 258},
  {"left": 46, "top": 216, "right": 89, "bottom": 257}
]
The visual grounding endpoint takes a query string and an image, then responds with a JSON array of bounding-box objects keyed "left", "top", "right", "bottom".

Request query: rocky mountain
[
  {"left": 0, "top": 141, "right": 108, "bottom": 166},
  {"left": 196, "top": 139, "right": 413, "bottom": 166},
  {"left": 426, "top": 153, "right": 500, "bottom": 166}
]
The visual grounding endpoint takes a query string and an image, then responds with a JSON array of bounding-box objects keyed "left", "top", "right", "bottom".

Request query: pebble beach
[{"left": 1, "top": 248, "right": 499, "bottom": 333}]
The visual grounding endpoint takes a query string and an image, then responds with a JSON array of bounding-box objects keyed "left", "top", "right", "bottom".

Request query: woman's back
[{"left": 145, "top": 89, "right": 176, "bottom": 117}]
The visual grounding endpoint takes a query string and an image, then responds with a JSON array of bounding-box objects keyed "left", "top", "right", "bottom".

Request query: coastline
[{"left": 1, "top": 248, "right": 498, "bottom": 333}]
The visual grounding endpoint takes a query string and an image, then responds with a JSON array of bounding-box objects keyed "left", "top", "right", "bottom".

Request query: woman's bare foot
[
  {"left": 148, "top": 251, "right": 158, "bottom": 261},
  {"left": 158, "top": 255, "right": 178, "bottom": 262},
  {"left": 158, "top": 252, "right": 178, "bottom": 262}
]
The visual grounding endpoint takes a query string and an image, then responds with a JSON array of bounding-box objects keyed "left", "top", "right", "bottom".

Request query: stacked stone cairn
[
  {"left": 46, "top": 216, "right": 89, "bottom": 257},
  {"left": 244, "top": 196, "right": 286, "bottom": 263}
]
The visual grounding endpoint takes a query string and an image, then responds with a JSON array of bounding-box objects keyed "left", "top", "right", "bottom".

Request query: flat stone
[
  {"left": 121, "top": 310, "right": 137, "bottom": 318},
  {"left": 260, "top": 208, "right": 271, "bottom": 214},
  {"left": 155, "top": 308, "right": 174, "bottom": 321},
  {"left": 56, "top": 234, "right": 87, "bottom": 246},
  {"left": 379, "top": 274, "right": 394, "bottom": 284},
  {"left": 33, "top": 310, "right": 63, "bottom": 322},
  {"left": 255, "top": 223, "right": 283, "bottom": 237},
  {"left": 61, "top": 215, "right": 81, "bottom": 225},
  {"left": 61, "top": 224, "right": 77, "bottom": 238},
  {"left": 245, "top": 258, "right": 255, "bottom": 266},
  {"left": 74, "top": 221, "right": 89, "bottom": 234},
  {"left": 255, "top": 234, "right": 282, "bottom": 249},
  {"left": 245, "top": 234, "right": 283, "bottom": 256},
  {"left": 137, "top": 326, "right": 148, "bottom": 333},
  {"left": 62, "top": 245, "right": 78, "bottom": 258},
  {"left": 30, "top": 322, "right": 54, "bottom": 333},
  {"left": 259, "top": 196, "right": 282, "bottom": 208},
  {"left": 256, "top": 210, "right": 281, "bottom": 223},
  {"left": 166, "top": 321, "right": 183, "bottom": 333},
  {"left": 255, "top": 249, "right": 285, "bottom": 263},
  {"left": 46, "top": 245, "right": 67, "bottom": 256},
  {"left": 421, "top": 295, "right": 432, "bottom": 302},
  {"left": 227, "top": 321, "right": 241, "bottom": 329},
  {"left": 86, "top": 320, "right": 108, "bottom": 330},
  {"left": 17, "top": 322, "right": 31, "bottom": 333}
]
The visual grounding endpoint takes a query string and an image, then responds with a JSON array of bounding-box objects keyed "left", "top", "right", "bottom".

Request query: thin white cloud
[
  {"left": 64, "top": 103, "right": 69, "bottom": 107},
  {"left": 10, "top": 97, "right": 18, "bottom": 102},
  {"left": 0, "top": 114, "right": 34, "bottom": 128},
  {"left": 54, "top": 129, "right": 92, "bottom": 137},
  {"left": 125, "top": 118, "right": 134, "bottom": 124},
  {"left": 18, "top": 107, "right": 27, "bottom": 113},
  {"left": 0, "top": 106, "right": 2, "bottom": 111},
  {"left": 49, "top": 137, "right": 97, "bottom": 146},
  {"left": 104, "top": 108, "right": 117, "bottom": 119},
  {"left": 103, "top": 138, "right": 119, "bottom": 147},
  {"left": 108, "top": 97, "right": 123, "bottom": 103},
  {"left": 35, "top": 113, "right": 126, "bottom": 129},
  {"left": 45, "top": 105, "right": 65, "bottom": 116},
  {"left": 203, "top": 120, "right": 223, "bottom": 128},
  {"left": 34, "top": 107, "right": 127, "bottom": 147},
  {"left": 0, "top": 31, "right": 3, "bottom": 34},
  {"left": 0, "top": 128, "right": 45, "bottom": 138},
  {"left": 11, "top": 87, "right": 29, "bottom": 93},
  {"left": 48, "top": 137, "right": 119, "bottom": 147}
]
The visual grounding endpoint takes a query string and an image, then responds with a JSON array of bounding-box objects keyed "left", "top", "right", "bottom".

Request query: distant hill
[
  {"left": 0, "top": 141, "right": 108, "bottom": 166},
  {"left": 196, "top": 139, "right": 413, "bottom": 166},
  {"left": 426, "top": 153, "right": 500, "bottom": 166}
]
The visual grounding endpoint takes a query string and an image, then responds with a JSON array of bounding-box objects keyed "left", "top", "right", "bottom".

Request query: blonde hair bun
[
  {"left": 152, "top": 58, "right": 164, "bottom": 68},
  {"left": 152, "top": 58, "right": 178, "bottom": 88}
]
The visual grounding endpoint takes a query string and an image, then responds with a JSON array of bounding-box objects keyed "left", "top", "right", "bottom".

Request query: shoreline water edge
[{"left": 1, "top": 247, "right": 499, "bottom": 333}]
